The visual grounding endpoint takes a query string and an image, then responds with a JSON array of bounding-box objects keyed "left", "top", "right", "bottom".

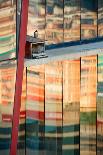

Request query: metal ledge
[
  {"left": 25, "top": 41, "right": 103, "bottom": 67},
  {"left": 0, "top": 41, "right": 103, "bottom": 68}
]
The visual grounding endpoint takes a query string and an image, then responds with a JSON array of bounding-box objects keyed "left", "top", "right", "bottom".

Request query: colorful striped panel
[
  {"left": 98, "top": 0, "right": 103, "bottom": 37},
  {"left": 63, "top": 60, "right": 80, "bottom": 155},
  {"left": 80, "top": 56, "right": 97, "bottom": 108},
  {"left": 0, "top": 0, "right": 16, "bottom": 61},
  {"left": 81, "top": 0, "right": 97, "bottom": 40},
  {"left": 26, "top": 65, "right": 45, "bottom": 154},
  {"left": 0, "top": 64, "right": 26, "bottom": 154},
  {"left": 97, "top": 54, "right": 103, "bottom": 155},
  {"left": 0, "top": 122, "right": 26, "bottom": 150},
  {"left": 46, "top": 0, "right": 63, "bottom": 44},
  {"left": 27, "top": 0, "right": 45, "bottom": 39},
  {"left": 17, "top": 68, "right": 26, "bottom": 155},
  {"left": 64, "top": 0, "right": 80, "bottom": 42},
  {"left": 80, "top": 55, "right": 97, "bottom": 155},
  {"left": 45, "top": 61, "right": 62, "bottom": 155}
]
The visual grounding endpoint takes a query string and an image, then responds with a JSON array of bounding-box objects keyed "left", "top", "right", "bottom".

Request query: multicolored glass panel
[
  {"left": 98, "top": 0, "right": 103, "bottom": 37},
  {"left": 80, "top": 56, "right": 97, "bottom": 155},
  {"left": 0, "top": 0, "right": 16, "bottom": 61},
  {"left": 46, "top": 0, "right": 63, "bottom": 44},
  {"left": 64, "top": 0, "right": 80, "bottom": 42},
  {"left": 63, "top": 60, "right": 80, "bottom": 155},
  {"left": 27, "top": 0, "right": 45, "bottom": 39},
  {"left": 97, "top": 54, "right": 103, "bottom": 155}
]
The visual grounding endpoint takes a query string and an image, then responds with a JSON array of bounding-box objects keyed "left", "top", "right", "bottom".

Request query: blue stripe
[
  {"left": 46, "top": 37, "right": 103, "bottom": 50},
  {"left": 0, "top": 123, "right": 25, "bottom": 134},
  {"left": 0, "top": 142, "right": 25, "bottom": 150},
  {"left": 26, "top": 140, "right": 44, "bottom": 150}
]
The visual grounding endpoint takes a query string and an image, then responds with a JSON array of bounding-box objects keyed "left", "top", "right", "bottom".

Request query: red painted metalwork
[{"left": 9, "top": 0, "right": 29, "bottom": 155}]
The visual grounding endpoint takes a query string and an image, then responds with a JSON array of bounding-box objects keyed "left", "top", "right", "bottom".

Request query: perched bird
[{"left": 34, "top": 30, "right": 38, "bottom": 38}]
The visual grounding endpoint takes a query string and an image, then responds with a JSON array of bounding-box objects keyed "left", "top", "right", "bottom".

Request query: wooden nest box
[{"left": 25, "top": 32, "right": 47, "bottom": 59}]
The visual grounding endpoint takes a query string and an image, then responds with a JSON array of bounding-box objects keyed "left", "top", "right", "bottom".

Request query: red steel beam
[{"left": 10, "top": 0, "right": 29, "bottom": 155}]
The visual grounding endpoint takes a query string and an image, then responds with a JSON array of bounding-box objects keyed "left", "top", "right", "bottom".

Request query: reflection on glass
[
  {"left": 45, "top": 62, "right": 62, "bottom": 155},
  {"left": 0, "top": 61, "right": 16, "bottom": 155},
  {"left": 64, "top": 0, "right": 80, "bottom": 42},
  {"left": 98, "top": 0, "right": 103, "bottom": 37},
  {"left": 0, "top": 0, "right": 16, "bottom": 61},
  {"left": 63, "top": 60, "right": 80, "bottom": 155},
  {"left": 17, "top": 69, "right": 26, "bottom": 155},
  {"left": 26, "top": 66, "right": 45, "bottom": 155},
  {"left": 27, "top": 0, "right": 45, "bottom": 39},
  {"left": 97, "top": 55, "right": 103, "bottom": 155},
  {"left": 80, "top": 56, "right": 97, "bottom": 155},
  {"left": 81, "top": 0, "right": 97, "bottom": 40},
  {"left": 46, "top": 0, "right": 63, "bottom": 44}
]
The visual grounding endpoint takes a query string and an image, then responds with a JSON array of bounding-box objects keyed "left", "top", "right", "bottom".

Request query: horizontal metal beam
[
  {"left": 25, "top": 41, "right": 103, "bottom": 67},
  {"left": 0, "top": 41, "right": 103, "bottom": 68}
]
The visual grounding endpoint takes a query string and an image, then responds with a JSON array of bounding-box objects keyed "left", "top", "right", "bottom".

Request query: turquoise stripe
[
  {"left": 63, "top": 136, "right": 79, "bottom": 145},
  {"left": 0, "top": 35, "right": 15, "bottom": 41},
  {"left": 63, "top": 149, "right": 79, "bottom": 155},
  {"left": 63, "top": 124, "right": 79, "bottom": 132},
  {"left": 98, "top": 87, "right": 103, "bottom": 92},
  {"left": 0, "top": 123, "right": 25, "bottom": 134},
  {"left": 26, "top": 139, "right": 44, "bottom": 150},
  {"left": 0, "top": 127, "right": 11, "bottom": 134},
  {"left": 0, "top": 135, "right": 25, "bottom": 143},
  {"left": 98, "top": 63, "right": 103, "bottom": 67},
  {"left": 0, "top": 142, "right": 10, "bottom": 150},
  {"left": 26, "top": 118, "right": 38, "bottom": 123},
  {"left": 45, "top": 126, "right": 61, "bottom": 132},
  {"left": 0, "top": 141, "right": 25, "bottom": 150},
  {"left": 98, "top": 55, "right": 103, "bottom": 61}
]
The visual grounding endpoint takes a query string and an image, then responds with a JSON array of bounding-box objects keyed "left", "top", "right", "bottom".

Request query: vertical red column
[{"left": 10, "top": 0, "right": 29, "bottom": 155}]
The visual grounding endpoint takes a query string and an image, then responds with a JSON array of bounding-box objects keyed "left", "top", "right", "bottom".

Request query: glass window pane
[
  {"left": 97, "top": 54, "right": 103, "bottom": 155},
  {"left": 46, "top": 0, "right": 63, "bottom": 44},
  {"left": 98, "top": 0, "right": 103, "bottom": 37},
  {"left": 63, "top": 60, "right": 80, "bottom": 155},
  {"left": 27, "top": 0, "right": 45, "bottom": 39},
  {"left": 81, "top": 0, "right": 97, "bottom": 40},
  {"left": 45, "top": 62, "right": 62, "bottom": 155},
  {"left": 80, "top": 56, "right": 97, "bottom": 155},
  {"left": 26, "top": 65, "right": 45, "bottom": 155},
  {"left": 64, "top": 0, "right": 80, "bottom": 42},
  {"left": 0, "top": 0, "right": 16, "bottom": 61}
]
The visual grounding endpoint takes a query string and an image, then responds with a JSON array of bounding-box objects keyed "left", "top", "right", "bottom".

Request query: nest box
[{"left": 25, "top": 34, "right": 47, "bottom": 59}]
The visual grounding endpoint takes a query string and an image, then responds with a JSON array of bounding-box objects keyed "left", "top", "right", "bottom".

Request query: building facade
[{"left": 0, "top": 0, "right": 103, "bottom": 155}]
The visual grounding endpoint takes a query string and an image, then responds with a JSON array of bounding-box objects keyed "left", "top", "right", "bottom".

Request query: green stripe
[
  {"left": 0, "top": 35, "right": 15, "bottom": 41},
  {"left": 98, "top": 63, "right": 103, "bottom": 67},
  {"left": 63, "top": 149, "right": 79, "bottom": 155},
  {"left": 80, "top": 111, "right": 96, "bottom": 124},
  {"left": 63, "top": 124, "right": 79, "bottom": 132},
  {"left": 0, "top": 48, "right": 16, "bottom": 56},
  {"left": 98, "top": 55, "right": 103, "bottom": 61},
  {"left": 63, "top": 136, "right": 79, "bottom": 145}
]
